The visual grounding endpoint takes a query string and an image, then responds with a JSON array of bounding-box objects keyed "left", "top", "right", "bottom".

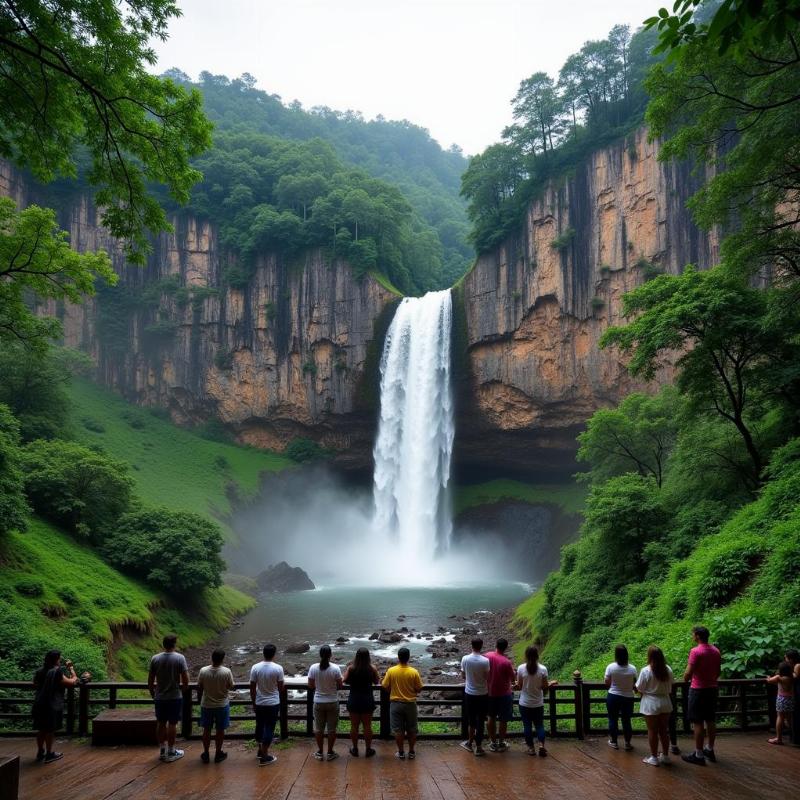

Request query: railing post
[
  {"left": 109, "top": 685, "right": 117, "bottom": 709},
  {"left": 306, "top": 686, "right": 315, "bottom": 736},
  {"left": 680, "top": 682, "right": 691, "bottom": 734},
  {"left": 766, "top": 681, "right": 777, "bottom": 731},
  {"left": 181, "top": 686, "right": 193, "bottom": 739},
  {"left": 574, "top": 671, "right": 585, "bottom": 739},
  {"left": 279, "top": 686, "right": 289, "bottom": 740},
  {"left": 78, "top": 683, "right": 89, "bottom": 736},
  {"left": 65, "top": 685, "right": 75, "bottom": 735},
  {"left": 740, "top": 683, "right": 748, "bottom": 730},
  {"left": 548, "top": 683, "right": 558, "bottom": 736},
  {"left": 379, "top": 687, "right": 390, "bottom": 740},
  {"left": 460, "top": 688, "right": 469, "bottom": 741},
  {"left": 669, "top": 687, "right": 678, "bottom": 748}
]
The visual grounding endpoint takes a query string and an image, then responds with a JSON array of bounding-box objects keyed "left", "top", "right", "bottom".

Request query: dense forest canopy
[
  {"left": 157, "top": 70, "right": 472, "bottom": 294},
  {"left": 460, "top": 22, "right": 661, "bottom": 253}
]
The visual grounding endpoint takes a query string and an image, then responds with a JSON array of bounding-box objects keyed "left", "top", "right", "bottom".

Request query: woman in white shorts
[{"left": 635, "top": 646, "right": 673, "bottom": 767}]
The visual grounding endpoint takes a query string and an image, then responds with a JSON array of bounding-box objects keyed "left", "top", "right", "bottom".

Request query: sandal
[{"left": 767, "top": 737, "right": 784, "bottom": 745}]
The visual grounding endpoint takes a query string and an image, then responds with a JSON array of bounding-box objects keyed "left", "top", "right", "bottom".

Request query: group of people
[{"left": 29, "top": 628, "right": 799, "bottom": 767}]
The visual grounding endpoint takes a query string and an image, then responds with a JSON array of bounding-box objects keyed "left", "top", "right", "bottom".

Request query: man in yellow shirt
[{"left": 382, "top": 647, "right": 423, "bottom": 760}]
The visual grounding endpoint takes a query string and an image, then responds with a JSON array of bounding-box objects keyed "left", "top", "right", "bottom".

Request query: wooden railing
[{"left": 0, "top": 676, "right": 779, "bottom": 740}]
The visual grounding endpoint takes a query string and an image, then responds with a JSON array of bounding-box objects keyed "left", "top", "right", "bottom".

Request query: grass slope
[
  {"left": 0, "top": 518, "right": 254, "bottom": 680},
  {"left": 68, "top": 379, "right": 293, "bottom": 532},
  {"left": 454, "top": 479, "right": 587, "bottom": 517}
]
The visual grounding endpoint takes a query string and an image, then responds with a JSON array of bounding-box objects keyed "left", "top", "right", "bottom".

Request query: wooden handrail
[{"left": 0, "top": 679, "right": 780, "bottom": 741}]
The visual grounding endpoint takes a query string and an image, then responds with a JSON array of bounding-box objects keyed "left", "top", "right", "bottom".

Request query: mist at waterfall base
[
  {"left": 229, "top": 290, "right": 524, "bottom": 588},
  {"left": 228, "top": 465, "right": 526, "bottom": 588}
]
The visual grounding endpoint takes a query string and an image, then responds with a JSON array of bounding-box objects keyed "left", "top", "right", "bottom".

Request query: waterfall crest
[{"left": 372, "top": 289, "right": 455, "bottom": 568}]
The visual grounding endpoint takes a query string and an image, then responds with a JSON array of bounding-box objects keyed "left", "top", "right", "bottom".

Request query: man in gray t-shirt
[{"left": 148, "top": 634, "right": 189, "bottom": 762}]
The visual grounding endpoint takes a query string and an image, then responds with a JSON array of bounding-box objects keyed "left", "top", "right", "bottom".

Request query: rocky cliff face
[
  {"left": 456, "top": 128, "right": 720, "bottom": 477},
  {"left": 0, "top": 162, "right": 398, "bottom": 469}
]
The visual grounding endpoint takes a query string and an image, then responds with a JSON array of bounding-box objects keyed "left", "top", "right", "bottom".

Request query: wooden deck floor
[{"left": 1, "top": 734, "right": 797, "bottom": 799}]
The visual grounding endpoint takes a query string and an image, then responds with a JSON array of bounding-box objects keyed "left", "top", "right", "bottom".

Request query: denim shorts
[
  {"left": 154, "top": 698, "right": 182, "bottom": 723},
  {"left": 200, "top": 705, "right": 230, "bottom": 730}
]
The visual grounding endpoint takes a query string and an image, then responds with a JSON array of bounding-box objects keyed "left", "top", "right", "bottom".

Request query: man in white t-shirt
[
  {"left": 459, "top": 638, "right": 490, "bottom": 756},
  {"left": 249, "top": 644, "right": 285, "bottom": 766},
  {"left": 308, "top": 646, "right": 344, "bottom": 761}
]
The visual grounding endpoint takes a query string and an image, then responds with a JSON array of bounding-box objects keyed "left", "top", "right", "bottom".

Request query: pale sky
[{"left": 154, "top": 0, "right": 657, "bottom": 156}]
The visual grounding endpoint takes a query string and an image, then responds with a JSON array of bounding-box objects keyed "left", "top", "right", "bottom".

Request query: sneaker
[
  {"left": 365, "top": 748, "right": 376, "bottom": 758},
  {"left": 159, "top": 749, "right": 168, "bottom": 762},
  {"left": 43, "top": 752, "right": 63, "bottom": 764},
  {"left": 349, "top": 746, "right": 359, "bottom": 757},
  {"left": 166, "top": 749, "right": 184, "bottom": 763},
  {"left": 327, "top": 751, "right": 339, "bottom": 761},
  {"left": 681, "top": 753, "right": 706, "bottom": 766},
  {"left": 670, "top": 744, "right": 681, "bottom": 755},
  {"left": 200, "top": 751, "right": 210, "bottom": 764},
  {"left": 624, "top": 742, "right": 634, "bottom": 751},
  {"left": 314, "top": 750, "right": 324, "bottom": 761},
  {"left": 458, "top": 740, "right": 473, "bottom": 753},
  {"left": 526, "top": 746, "right": 536, "bottom": 756},
  {"left": 659, "top": 754, "right": 672, "bottom": 765},
  {"left": 608, "top": 739, "right": 619, "bottom": 750},
  {"left": 538, "top": 747, "right": 548, "bottom": 757},
  {"left": 214, "top": 751, "right": 228, "bottom": 763},
  {"left": 35, "top": 748, "right": 45, "bottom": 762},
  {"left": 474, "top": 746, "right": 486, "bottom": 757},
  {"left": 259, "top": 754, "right": 277, "bottom": 766},
  {"left": 642, "top": 755, "right": 659, "bottom": 766},
  {"left": 499, "top": 740, "right": 509, "bottom": 751},
  {"left": 408, "top": 751, "right": 416, "bottom": 760},
  {"left": 395, "top": 750, "right": 405, "bottom": 760},
  {"left": 489, "top": 741, "right": 499, "bottom": 752},
  {"left": 703, "top": 747, "right": 717, "bottom": 762}
]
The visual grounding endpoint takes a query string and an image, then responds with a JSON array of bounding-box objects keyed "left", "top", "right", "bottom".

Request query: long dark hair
[
  {"left": 648, "top": 646, "right": 669, "bottom": 683},
  {"left": 614, "top": 645, "right": 629, "bottom": 667},
  {"left": 349, "top": 647, "right": 373, "bottom": 683},
  {"left": 319, "top": 645, "right": 331, "bottom": 671},
  {"left": 525, "top": 646, "right": 539, "bottom": 675},
  {"left": 43, "top": 650, "right": 61, "bottom": 670}
]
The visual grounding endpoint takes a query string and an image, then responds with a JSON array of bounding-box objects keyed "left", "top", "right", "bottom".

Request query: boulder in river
[
  {"left": 256, "top": 562, "right": 315, "bottom": 593},
  {"left": 378, "top": 631, "right": 404, "bottom": 644},
  {"left": 285, "top": 642, "right": 310, "bottom": 654}
]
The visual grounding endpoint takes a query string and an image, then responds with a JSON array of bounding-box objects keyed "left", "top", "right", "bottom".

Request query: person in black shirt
[
  {"left": 32, "top": 650, "right": 79, "bottom": 764},
  {"left": 343, "top": 648, "right": 379, "bottom": 757}
]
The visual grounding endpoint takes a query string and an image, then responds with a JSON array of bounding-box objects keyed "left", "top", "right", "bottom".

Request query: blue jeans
[
  {"left": 255, "top": 704, "right": 279, "bottom": 746},
  {"left": 519, "top": 705, "right": 545, "bottom": 747},
  {"left": 606, "top": 693, "right": 634, "bottom": 742}
]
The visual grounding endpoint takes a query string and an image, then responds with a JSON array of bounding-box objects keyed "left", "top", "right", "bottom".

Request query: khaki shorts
[
  {"left": 313, "top": 701, "right": 339, "bottom": 734},
  {"left": 390, "top": 701, "right": 418, "bottom": 735}
]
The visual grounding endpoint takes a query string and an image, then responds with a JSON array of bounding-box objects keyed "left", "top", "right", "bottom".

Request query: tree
[
  {"left": 103, "top": 508, "right": 224, "bottom": 593},
  {"left": 0, "top": 199, "right": 115, "bottom": 349},
  {"left": 0, "top": 344, "right": 89, "bottom": 441},
  {"left": 21, "top": 439, "right": 134, "bottom": 540},
  {"left": 577, "top": 387, "right": 681, "bottom": 487},
  {"left": 0, "top": 404, "right": 29, "bottom": 535},
  {"left": 0, "top": 0, "right": 213, "bottom": 260},
  {"left": 510, "top": 72, "right": 563, "bottom": 156},
  {"left": 601, "top": 267, "right": 800, "bottom": 487}
]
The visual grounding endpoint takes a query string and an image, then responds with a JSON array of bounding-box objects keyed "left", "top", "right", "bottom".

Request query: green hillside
[{"left": 68, "top": 379, "right": 293, "bottom": 536}]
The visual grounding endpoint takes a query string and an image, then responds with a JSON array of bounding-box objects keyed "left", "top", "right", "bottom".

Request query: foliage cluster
[
  {"left": 519, "top": 2, "right": 800, "bottom": 681},
  {"left": 176, "top": 71, "right": 473, "bottom": 289},
  {"left": 461, "top": 23, "right": 660, "bottom": 252}
]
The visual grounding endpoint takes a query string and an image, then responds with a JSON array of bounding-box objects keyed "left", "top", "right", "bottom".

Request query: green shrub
[
  {"left": 0, "top": 404, "right": 29, "bottom": 535},
  {"left": 15, "top": 579, "right": 44, "bottom": 597},
  {"left": 635, "top": 256, "right": 663, "bottom": 280},
  {"left": 302, "top": 361, "right": 318, "bottom": 376},
  {"left": 195, "top": 419, "right": 233, "bottom": 443},
  {"left": 696, "top": 546, "right": 763, "bottom": 610},
  {"left": 550, "top": 227, "right": 575, "bottom": 251},
  {"left": 21, "top": 439, "right": 134, "bottom": 542},
  {"left": 103, "top": 508, "right": 225, "bottom": 593},
  {"left": 713, "top": 614, "right": 800, "bottom": 678},
  {"left": 81, "top": 417, "right": 105, "bottom": 433},
  {"left": 223, "top": 265, "right": 250, "bottom": 289},
  {"left": 214, "top": 349, "right": 234, "bottom": 371},
  {"left": 57, "top": 587, "right": 79, "bottom": 605},
  {"left": 285, "top": 437, "right": 326, "bottom": 463},
  {"left": 591, "top": 296, "right": 605, "bottom": 310}
]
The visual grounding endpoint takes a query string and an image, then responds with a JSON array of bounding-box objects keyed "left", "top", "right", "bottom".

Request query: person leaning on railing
[{"left": 32, "top": 650, "right": 82, "bottom": 764}]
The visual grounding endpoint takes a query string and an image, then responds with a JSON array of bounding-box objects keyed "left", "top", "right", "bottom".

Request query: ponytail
[
  {"left": 319, "top": 644, "right": 331, "bottom": 671},
  {"left": 525, "top": 645, "right": 539, "bottom": 675}
]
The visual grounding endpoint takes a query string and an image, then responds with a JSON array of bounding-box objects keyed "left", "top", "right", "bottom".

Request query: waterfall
[{"left": 372, "top": 289, "right": 455, "bottom": 567}]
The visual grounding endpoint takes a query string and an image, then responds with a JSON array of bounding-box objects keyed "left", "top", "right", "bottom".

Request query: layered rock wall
[
  {"left": 0, "top": 162, "right": 398, "bottom": 468},
  {"left": 457, "top": 128, "right": 719, "bottom": 475}
]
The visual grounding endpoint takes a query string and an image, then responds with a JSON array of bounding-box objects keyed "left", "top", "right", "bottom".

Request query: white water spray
[{"left": 372, "top": 289, "right": 455, "bottom": 570}]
